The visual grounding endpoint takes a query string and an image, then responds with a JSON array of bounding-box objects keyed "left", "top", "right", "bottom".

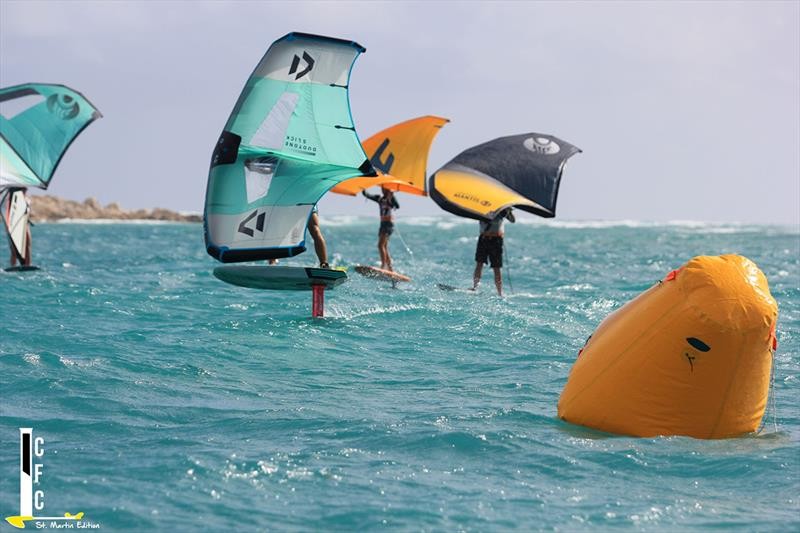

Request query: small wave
[
  {"left": 23, "top": 353, "right": 41, "bottom": 365},
  {"left": 556, "top": 283, "right": 595, "bottom": 292},
  {"left": 506, "top": 291, "right": 544, "bottom": 300},
  {"left": 51, "top": 218, "right": 188, "bottom": 225},
  {"left": 401, "top": 216, "right": 454, "bottom": 226},
  {"left": 328, "top": 303, "right": 426, "bottom": 320},
  {"left": 58, "top": 355, "right": 98, "bottom": 368},
  {"left": 401, "top": 429, "right": 509, "bottom": 454},
  {"left": 437, "top": 221, "right": 466, "bottom": 230},
  {"left": 512, "top": 218, "right": 796, "bottom": 231},
  {"left": 514, "top": 218, "right": 645, "bottom": 228},
  {"left": 319, "top": 215, "right": 368, "bottom": 227},
  {"left": 403, "top": 216, "right": 476, "bottom": 228}
]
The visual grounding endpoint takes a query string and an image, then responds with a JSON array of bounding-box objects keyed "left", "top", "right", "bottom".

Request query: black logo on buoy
[
  {"left": 289, "top": 51, "right": 315, "bottom": 80},
  {"left": 684, "top": 337, "right": 711, "bottom": 372}
]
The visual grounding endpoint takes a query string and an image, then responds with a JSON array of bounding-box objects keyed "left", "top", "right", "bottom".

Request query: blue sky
[{"left": 1, "top": 0, "right": 798, "bottom": 223}]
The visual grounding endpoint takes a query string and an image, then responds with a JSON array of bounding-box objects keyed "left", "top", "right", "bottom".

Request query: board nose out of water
[{"left": 354, "top": 265, "right": 411, "bottom": 282}]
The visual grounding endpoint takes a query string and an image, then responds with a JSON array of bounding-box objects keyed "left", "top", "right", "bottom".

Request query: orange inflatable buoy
[{"left": 558, "top": 255, "right": 778, "bottom": 439}]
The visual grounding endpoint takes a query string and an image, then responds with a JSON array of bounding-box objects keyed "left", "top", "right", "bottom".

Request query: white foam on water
[
  {"left": 328, "top": 303, "right": 425, "bottom": 320},
  {"left": 51, "top": 218, "right": 185, "bottom": 225},
  {"left": 318, "top": 215, "right": 367, "bottom": 227},
  {"left": 23, "top": 353, "right": 41, "bottom": 365}
]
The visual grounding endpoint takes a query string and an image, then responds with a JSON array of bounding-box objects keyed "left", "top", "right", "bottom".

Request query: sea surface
[{"left": 1, "top": 218, "right": 798, "bottom": 531}]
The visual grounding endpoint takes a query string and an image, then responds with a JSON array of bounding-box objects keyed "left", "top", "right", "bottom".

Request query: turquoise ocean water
[{"left": 1, "top": 218, "right": 798, "bottom": 531}]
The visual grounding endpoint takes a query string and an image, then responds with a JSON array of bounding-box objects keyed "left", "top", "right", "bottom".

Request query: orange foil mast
[
  {"left": 558, "top": 255, "right": 778, "bottom": 439},
  {"left": 331, "top": 115, "right": 449, "bottom": 196}
]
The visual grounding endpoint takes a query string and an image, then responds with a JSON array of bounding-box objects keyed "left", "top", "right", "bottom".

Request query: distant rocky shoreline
[{"left": 29, "top": 195, "right": 201, "bottom": 223}]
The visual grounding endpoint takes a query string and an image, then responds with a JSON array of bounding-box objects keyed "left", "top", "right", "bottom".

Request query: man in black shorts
[
  {"left": 473, "top": 207, "right": 515, "bottom": 296},
  {"left": 363, "top": 188, "right": 399, "bottom": 271}
]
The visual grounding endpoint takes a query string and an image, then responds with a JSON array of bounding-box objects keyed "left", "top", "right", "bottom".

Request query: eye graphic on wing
[
  {"left": 46, "top": 93, "right": 80, "bottom": 119},
  {"left": 684, "top": 337, "right": 711, "bottom": 372},
  {"left": 523, "top": 136, "right": 560, "bottom": 155}
]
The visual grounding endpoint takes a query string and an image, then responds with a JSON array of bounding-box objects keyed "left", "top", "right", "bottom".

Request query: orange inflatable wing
[{"left": 331, "top": 115, "right": 449, "bottom": 196}]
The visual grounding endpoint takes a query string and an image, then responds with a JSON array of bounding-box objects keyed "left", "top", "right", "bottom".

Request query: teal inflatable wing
[
  {"left": 0, "top": 83, "right": 101, "bottom": 189},
  {"left": 204, "top": 32, "right": 376, "bottom": 263}
]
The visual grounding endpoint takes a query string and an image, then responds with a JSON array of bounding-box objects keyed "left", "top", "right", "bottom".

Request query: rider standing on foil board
[
  {"left": 362, "top": 187, "right": 399, "bottom": 271},
  {"left": 473, "top": 207, "right": 514, "bottom": 296}
]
